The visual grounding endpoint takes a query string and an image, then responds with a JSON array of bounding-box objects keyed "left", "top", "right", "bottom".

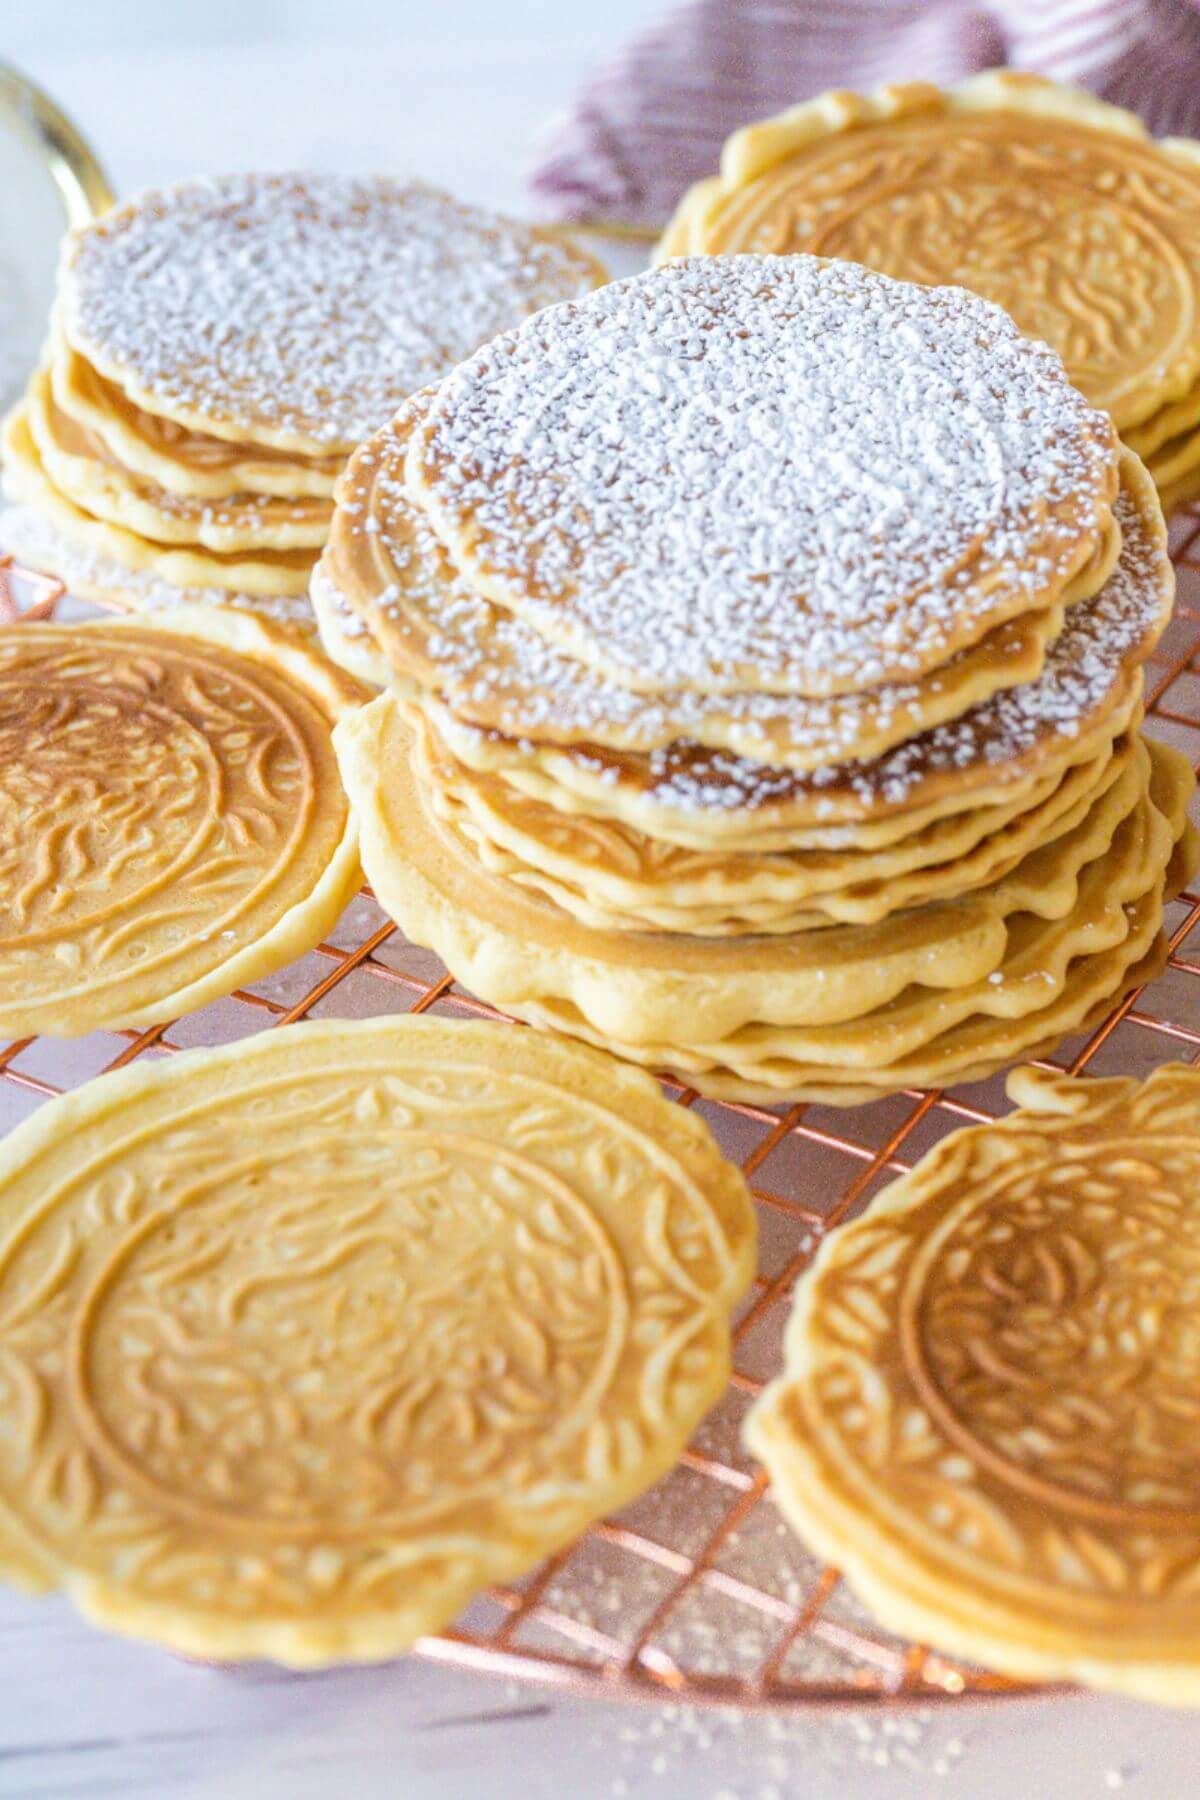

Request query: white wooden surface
[{"left": 4, "top": 5, "right": 1200, "bottom": 1793}]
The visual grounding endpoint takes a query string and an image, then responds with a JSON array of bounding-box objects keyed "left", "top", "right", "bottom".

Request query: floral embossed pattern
[
  {"left": 0, "top": 611, "right": 360, "bottom": 1036},
  {"left": 746, "top": 1063, "right": 1200, "bottom": 1705},
  {"left": 713, "top": 118, "right": 1199, "bottom": 422},
  {"left": 0, "top": 1017, "right": 755, "bottom": 1664},
  {"left": 660, "top": 76, "right": 1200, "bottom": 445}
]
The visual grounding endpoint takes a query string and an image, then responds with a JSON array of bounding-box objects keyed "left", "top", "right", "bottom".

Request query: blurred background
[{"left": 7, "top": 0, "right": 662, "bottom": 205}]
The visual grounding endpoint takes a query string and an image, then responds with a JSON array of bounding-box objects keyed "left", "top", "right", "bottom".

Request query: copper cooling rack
[{"left": 4, "top": 527, "right": 1200, "bottom": 1714}]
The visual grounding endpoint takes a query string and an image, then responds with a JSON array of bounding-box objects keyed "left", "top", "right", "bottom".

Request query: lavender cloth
[{"left": 529, "top": 0, "right": 1200, "bottom": 227}]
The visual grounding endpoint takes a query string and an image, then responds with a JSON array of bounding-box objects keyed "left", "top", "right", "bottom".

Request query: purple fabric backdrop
[{"left": 529, "top": 0, "right": 1200, "bottom": 226}]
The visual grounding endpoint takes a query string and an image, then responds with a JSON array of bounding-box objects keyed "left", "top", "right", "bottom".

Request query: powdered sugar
[
  {"left": 630, "top": 476, "right": 1169, "bottom": 814},
  {"left": 423, "top": 475, "right": 1168, "bottom": 820},
  {"left": 336, "top": 407, "right": 1064, "bottom": 770},
  {"left": 413, "top": 256, "right": 1117, "bottom": 697},
  {"left": 61, "top": 175, "right": 599, "bottom": 449}
]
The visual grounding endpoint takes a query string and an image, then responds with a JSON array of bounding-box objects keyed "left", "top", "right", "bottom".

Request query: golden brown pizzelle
[
  {"left": 748, "top": 1063, "right": 1200, "bottom": 1703},
  {"left": 0, "top": 607, "right": 363, "bottom": 1036}
]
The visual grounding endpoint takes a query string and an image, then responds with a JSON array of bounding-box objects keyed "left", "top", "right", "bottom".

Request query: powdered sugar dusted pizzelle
[
  {"left": 325, "top": 399, "right": 1119, "bottom": 771},
  {"left": 408, "top": 256, "right": 1119, "bottom": 699},
  {"left": 58, "top": 175, "right": 603, "bottom": 454},
  {"left": 367, "top": 458, "right": 1171, "bottom": 840}
]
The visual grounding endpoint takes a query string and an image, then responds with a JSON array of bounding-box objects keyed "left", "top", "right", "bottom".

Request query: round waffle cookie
[
  {"left": 406, "top": 257, "right": 1118, "bottom": 701},
  {"left": 0, "top": 1017, "right": 754, "bottom": 1665},
  {"left": 320, "top": 396, "right": 1122, "bottom": 771},
  {"left": 0, "top": 609, "right": 362, "bottom": 1038},
  {"left": 512, "top": 745, "right": 1197, "bottom": 1103},
  {"left": 657, "top": 73, "right": 1200, "bottom": 438},
  {"left": 25, "top": 368, "right": 333, "bottom": 553},
  {"left": 747, "top": 1063, "right": 1200, "bottom": 1702},
  {"left": 396, "top": 455, "right": 1170, "bottom": 856},
  {"left": 310, "top": 561, "right": 394, "bottom": 687},
  {"left": 57, "top": 174, "right": 604, "bottom": 456},
  {"left": 48, "top": 325, "right": 345, "bottom": 501},
  {"left": 2, "top": 408, "right": 317, "bottom": 601},
  {"left": 420, "top": 722, "right": 1136, "bottom": 935},
  {"left": 0, "top": 501, "right": 316, "bottom": 632},
  {"left": 334, "top": 702, "right": 1186, "bottom": 1077}
]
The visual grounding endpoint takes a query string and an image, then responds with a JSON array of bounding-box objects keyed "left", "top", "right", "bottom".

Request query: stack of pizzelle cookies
[
  {"left": 0, "top": 173, "right": 600, "bottom": 626},
  {"left": 659, "top": 72, "right": 1200, "bottom": 513},
  {"left": 322, "top": 254, "right": 1198, "bottom": 1106}
]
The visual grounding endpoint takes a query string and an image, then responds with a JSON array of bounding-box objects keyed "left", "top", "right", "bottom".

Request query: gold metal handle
[{"left": 0, "top": 62, "right": 113, "bottom": 227}]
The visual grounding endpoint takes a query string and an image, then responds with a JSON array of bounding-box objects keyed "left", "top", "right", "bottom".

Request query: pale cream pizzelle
[
  {"left": 520, "top": 806, "right": 1198, "bottom": 1102},
  {"left": 746, "top": 1062, "right": 1200, "bottom": 1702},
  {"left": 0, "top": 607, "right": 364, "bottom": 1037},
  {"left": 427, "top": 682, "right": 1145, "bottom": 856},
  {"left": 563, "top": 742, "right": 1189, "bottom": 1065},
  {"left": 58, "top": 174, "right": 605, "bottom": 456},
  {"left": 407, "top": 256, "right": 1119, "bottom": 702},
  {"left": 1, "top": 408, "right": 315, "bottom": 599},
  {"left": 419, "top": 717, "right": 1134, "bottom": 935},
  {"left": 0, "top": 500, "right": 317, "bottom": 633},
  {"left": 0, "top": 1016, "right": 755, "bottom": 1666},
  {"left": 321, "top": 399, "right": 1121, "bottom": 771},
  {"left": 439, "top": 739, "right": 1175, "bottom": 1062},
  {"left": 49, "top": 325, "right": 345, "bottom": 501},
  {"left": 658, "top": 72, "right": 1200, "bottom": 433},
  {"left": 335, "top": 697, "right": 1176, "bottom": 1054},
  {"left": 519, "top": 917, "right": 1173, "bottom": 1104},
  {"left": 424, "top": 713, "right": 1124, "bottom": 889},
  {"left": 25, "top": 367, "right": 333, "bottom": 553}
]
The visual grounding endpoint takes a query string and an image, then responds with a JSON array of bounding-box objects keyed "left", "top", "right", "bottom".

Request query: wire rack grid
[{"left": 3, "top": 521, "right": 1200, "bottom": 1714}]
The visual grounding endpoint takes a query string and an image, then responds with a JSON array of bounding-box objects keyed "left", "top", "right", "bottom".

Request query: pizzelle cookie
[
  {"left": 387, "top": 447, "right": 1167, "bottom": 857},
  {"left": 0, "top": 609, "right": 362, "bottom": 1037},
  {"left": 747, "top": 1063, "right": 1200, "bottom": 1703},
  {"left": 407, "top": 257, "right": 1118, "bottom": 700},
  {"left": 321, "top": 394, "right": 1122, "bottom": 770},
  {"left": 657, "top": 73, "right": 1200, "bottom": 447},
  {"left": 48, "top": 325, "right": 345, "bottom": 501},
  {"left": 57, "top": 175, "right": 604, "bottom": 455},
  {"left": 0, "top": 1017, "right": 755, "bottom": 1665},
  {"left": 2, "top": 174, "right": 603, "bottom": 617},
  {"left": 2, "top": 408, "right": 317, "bottom": 601},
  {"left": 335, "top": 704, "right": 1186, "bottom": 1062},
  {"left": 424, "top": 730, "right": 1135, "bottom": 936},
  {"left": 25, "top": 368, "right": 333, "bottom": 553}
]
